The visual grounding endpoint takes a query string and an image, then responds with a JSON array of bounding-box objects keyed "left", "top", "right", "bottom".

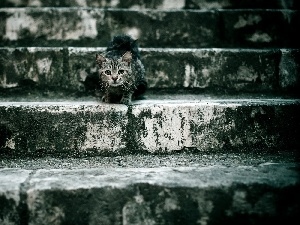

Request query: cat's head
[{"left": 96, "top": 51, "right": 132, "bottom": 87}]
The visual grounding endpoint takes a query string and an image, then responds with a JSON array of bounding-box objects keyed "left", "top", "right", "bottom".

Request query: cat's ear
[
  {"left": 121, "top": 51, "right": 132, "bottom": 64},
  {"left": 96, "top": 54, "right": 107, "bottom": 65}
]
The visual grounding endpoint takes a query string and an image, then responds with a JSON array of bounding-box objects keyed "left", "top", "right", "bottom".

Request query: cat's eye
[
  {"left": 118, "top": 70, "right": 124, "bottom": 75},
  {"left": 104, "top": 70, "right": 111, "bottom": 75}
]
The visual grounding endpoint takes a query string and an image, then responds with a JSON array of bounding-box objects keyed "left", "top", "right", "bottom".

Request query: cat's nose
[{"left": 112, "top": 76, "right": 118, "bottom": 81}]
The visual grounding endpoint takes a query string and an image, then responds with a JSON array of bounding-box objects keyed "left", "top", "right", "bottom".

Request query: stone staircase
[{"left": 0, "top": 0, "right": 300, "bottom": 224}]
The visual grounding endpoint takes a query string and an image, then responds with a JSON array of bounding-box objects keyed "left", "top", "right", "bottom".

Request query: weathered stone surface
[
  {"left": 142, "top": 48, "right": 280, "bottom": 91},
  {"left": 1, "top": 48, "right": 299, "bottom": 93},
  {"left": 221, "top": 9, "right": 300, "bottom": 48},
  {"left": 0, "top": 151, "right": 297, "bottom": 170},
  {"left": 68, "top": 47, "right": 104, "bottom": 93},
  {"left": 66, "top": 48, "right": 286, "bottom": 93},
  {"left": 23, "top": 164, "right": 299, "bottom": 224},
  {"left": 0, "top": 8, "right": 298, "bottom": 48},
  {"left": 0, "top": 98, "right": 299, "bottom": 156},
  {"left": 1, "top": 0, "right": 298, "bottom": 9},
  {"left": 279, "top": 49, "right": 300, "bottom": 93},
  {"left": 1, "top": 153, "right": 299, "bottom": 224},
  {"left": 0, "top": 168, "right": 32, "bottom": 225},
  {"left": 0, "top": 102, "right": 128, "bottom": 156},
  {"left": 131, "top": 99, "right": 300, "bottom": 152},
  {"left": 0, "top": 47, "right": 64, "bottom": 89},
  {"left": 186, "top": 0, "right": 299, "bottom": 9},
  {"left": 0, "top": 0, "right": 185, "bottom": 9}
]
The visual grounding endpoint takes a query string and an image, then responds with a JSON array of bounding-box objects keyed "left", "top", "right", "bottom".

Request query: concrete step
[
  {"left": 0, "top": 152, "right": 299, "bottom": 224},
  {"left": 0, "top": 8, "right": 299, "bottom": 48},
  {"left": 1, "top": 0, "right": 298, "bottom": 9},
  {"left": 0, "top": 96, "right": 299, "bottom": 157},
  {"left": 1, "top": 47, "right": 299, "bottom": 94}
]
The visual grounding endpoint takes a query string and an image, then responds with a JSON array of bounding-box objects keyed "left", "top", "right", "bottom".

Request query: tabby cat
[{"left": 96, "top": 35, "right": 147, "bottom": 104}]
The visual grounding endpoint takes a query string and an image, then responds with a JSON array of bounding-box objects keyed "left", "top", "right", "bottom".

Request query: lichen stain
[
  {"left": 122, "top": 193, "right": 155, "bottom": 225},
  {"left": 193, "top": 191, "right": 214, "bottom": 225},
  {"left": 149, "top": 70, "right": 170, "bottom": 88},
  {"left": 123, "top": 27, "right": 141, "bottom": 40},
  {"left": 227, "top": 190, "right": 276, "bottom": 216},
  {"left": 0, "top": 73, "right": 18, "bottom": 88},
  {"left": 234, "top": 14, "right": 262, "bottom": 29},
  {"left": 142, "top": 10, "right": 167, "bottom": 21},
  {"left": 226, "top": 190, "right": 251, "bottom": 216},
  {"left": 196, "top": 0, "right": 230, "bottom": 9},
  {"left": 247, "top": 32, "right": 272, "bottom": 43},
  {"left": 140, "top": 105, "right": 193, "bottom": 152},
  {"left": 0, "top": 124, "right": 13, "bottom": 148},
  {"left": 49, "top": 10, "right": 98, "bottom": 40},
  {"left": 184, "top": 64, "right": 195, "bottom": 87},
  {"left": 78, "top": 10, "right": 98, "bottom": 38},
  {"left": 279, "top": 51, "right": 298, "bottom": 88},
  {"left": 190, "top": 106, "right": 237, "bottom": 150},
  {"left": 36, "top": 57, "right": 53, "bottom": 82},
  {"left": 199, "top": 26, "right": 213, "bottom": 38},
  {"left": 282, "top": 10, "right": 292, "bottom": 23},
  {"left": 36, "top": 58, "right": 52, "bottom": 75},
  {"left": 163, "top": 197, "right": 181, "bottom": 211},
  {"left": 83, "top": 122, "right": 125, "bottom": 151},
  {"left": 161, "top": 0, "right": 185, "bottom": 9},
  {"left": 137, "top": 104, "right": 236, "bottom": 152},
  {"left": 4, "top": 11, "right": 38, "bottom": 40},
  {"left": 184, "top": 64, "right": 211, "bottom": 88},
  {"left": 236, "top": 65, "right": 257, "bottom": 82}
]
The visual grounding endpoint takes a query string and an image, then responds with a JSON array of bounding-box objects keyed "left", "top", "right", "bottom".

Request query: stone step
[
  {"left": 187, "top": 0, "right": 299, "bottom": 10},
  {"left": 0, "top": 8, "right": 299, "bottom": 48},
  {"left": 1, "top": 0, "right": 298, "bottom": 9},
  {"left": 1, "top": 47, "right": 299, "bottom": 94},
  {"left": 0, "top": 152, "right": 299, "bottom": 224},
  {"left": 0, "top": 96, "right": 299, "bottom": 157}
]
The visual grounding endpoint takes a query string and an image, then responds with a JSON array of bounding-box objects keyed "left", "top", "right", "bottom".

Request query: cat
[{"left": 96, "top": 35, "right": 147, "bottom": 105}]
